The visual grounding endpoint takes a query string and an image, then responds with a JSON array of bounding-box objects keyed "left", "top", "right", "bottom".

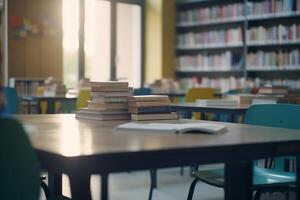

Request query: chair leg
[
  {"left": 148, "top": 169, "right": 157, "bottom": 200},
  {"left": 180, "top": 166, "right": 184, "bottom": 176},
  {"left": 253, "top": 189, "right": 264, "bottom": 200},
  {"left": 187, "top": 178, "right": 199, "bottom": 200},
  {"left": 40, "top": 180, "right": 51, "bottom": 199}
]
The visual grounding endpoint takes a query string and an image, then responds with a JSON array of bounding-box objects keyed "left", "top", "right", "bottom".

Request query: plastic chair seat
[{"left": 193, "top": 166, "right": 295, "bottom": 189}]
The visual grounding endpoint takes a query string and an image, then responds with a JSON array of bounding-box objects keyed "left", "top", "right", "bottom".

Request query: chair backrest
[
  {"left": 133, "top": 88, "right": 152, "bottom": 96},
  {"left": 3, "top": 87, "right": 20, "bottom": 114},
  {"left": 185, "top": 88, "right": 215, "bottom": 103},
  {"left": 244, "top": 104, "right": 300, "bottom": 170},
  {"left": 0, "top": 117, "right": 40, "bottom": 200},
  {"left": 76, "top": 89, "right": 91, "bottom": 110},
  {"left": 244, "top": 104, "right": 300, "bottom": 129}
]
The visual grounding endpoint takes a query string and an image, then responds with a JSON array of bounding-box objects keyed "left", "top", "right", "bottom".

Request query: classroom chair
[
  {"left": 184, "top": 87, "right": 216, "bottom": 120},
  {"left": 133, "top": 87, "right": 152, "bottom": 95},
  {"left": 0, "top": 117, "right": 70, "bottom": 200},
  {"left": 76, "top": 89, "right": 91, "bottom": 110},
  {"left": 3, "top": 87, "right": 19, "bottom": 114},
  {"left": 187, "top": 104, "right": 300, "bottom": 200}
]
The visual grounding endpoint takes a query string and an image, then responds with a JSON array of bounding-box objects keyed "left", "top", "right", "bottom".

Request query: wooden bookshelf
[{"left": 175, "top": 0, "right": 300, "bottom": 92}]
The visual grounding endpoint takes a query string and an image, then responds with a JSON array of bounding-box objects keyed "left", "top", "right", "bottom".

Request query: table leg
[
  {"left": 47, "top": 99, "right": 56, "bottom": 114},
  {"left": 224, "top": 161, "right": 253, "bottom": 200},
  {"left": 69, "top": 173, "right": 92, "bottom": 200},
  {"left": 230, "top": 114, "right": 235, "bottom": 123},
  {"left": 296, "top": 155, "right": 300, "bottom": 200},
  {"left": 101, "top": 173, "right": 109, "bottom": 200},
  {"left": 200, "top": 112, "right": 206, "bottom": 120},
  {"left": 48, "top": 172, "right": 62, "bottom": 196}
]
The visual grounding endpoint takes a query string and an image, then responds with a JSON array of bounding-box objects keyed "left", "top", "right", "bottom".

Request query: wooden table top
[
  {"left": 171, "top": 103, "right": 250, "bottom": 110},
  {"left": 17, "top": 114, "right": 300, "bottom": 159}
]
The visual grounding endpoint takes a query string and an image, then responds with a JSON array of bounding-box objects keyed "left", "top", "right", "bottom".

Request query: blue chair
[
  {"left": 133, "top": 88, "right": 152, "bottom": 95},
  {"left": 187, "top": 104, "right": 300, "bottom": 200},
  {"left": 3, "top": 87, "right": 19, "bottom": 114}
]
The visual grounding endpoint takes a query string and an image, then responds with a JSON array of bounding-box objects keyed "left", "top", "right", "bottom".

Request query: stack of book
[
  {"left": 252, "top": 86, "right": 288, "bottom": 104},
  {"left": 128, "top": 95, "right": 178, "bottom": 121},
  {"left": 76, "top": 82, "right": 132, "bottom": 121},
  {"left": 287, "top": 89, "right": 300, "bottom": 104}
]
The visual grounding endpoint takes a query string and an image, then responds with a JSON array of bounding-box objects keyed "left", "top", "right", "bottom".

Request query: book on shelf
[
  {"left": 196, "top": 99, "right": 239, "bottom": 106},
  {"left": 177, "top": 3, "right": 245, "bottom": 25},
  {"left": 247, "top": 49, "right": 300, "bottom": 70},
  {"left": 247, "top": 24, "right": 300, "bottom": 44},
  {"left": 246, "top": 0, "right": 294, "bottom": 17},
  {"left": 128, "top": 99, "right": 171, "bottom": 108},
  {"left": 116, "top": 122, "right": 227, "bottom": 134},
  {"left": 258, "top": 86, "right": 288, "bottom": 95},
  {"left": 128, "top": 106, "right": 171, "bottom": 114},
  {"left": 131, "top": 112, "right": 178, "bottom": 121},
  {"left": 176, "top": 51, "right": 242, "bottom": 71},
  {"left": 177, "top": 28, "right": 243, "bottom": 48},
  {"left": 87, "top": 101, "right": 128, "bottom": 110}
]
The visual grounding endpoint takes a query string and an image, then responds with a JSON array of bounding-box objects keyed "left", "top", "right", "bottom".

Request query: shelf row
[
  {"left": 177, "top": 12, "right": 300, "bottom": 27},
  {"left": 176, "top": 67, "right": 300, "bottom": 73}
]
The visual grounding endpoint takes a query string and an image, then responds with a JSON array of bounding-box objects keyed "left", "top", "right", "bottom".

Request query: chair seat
[{"left": 193, "top": 166, "right": 295, "bottom": 189}]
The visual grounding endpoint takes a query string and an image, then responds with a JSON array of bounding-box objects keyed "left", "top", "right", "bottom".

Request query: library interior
[{"left": 1, "top": 0, "right": 300, "bottom": 200}]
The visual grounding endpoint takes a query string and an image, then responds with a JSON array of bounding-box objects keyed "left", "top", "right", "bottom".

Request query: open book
[{"left": 116, "top": 122, "right": 227, "bottom": 134}]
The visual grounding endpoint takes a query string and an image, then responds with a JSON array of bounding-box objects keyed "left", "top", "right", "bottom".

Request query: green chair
[
  {"left": 187, "top": 104, "right": 300, "bottom": 200},
  {"left": 133, "top": 88, "right": 152, "bottom": 95},
  {"left": 3, "top": 87, "right": 19, "bottom": 114},
  {"left": 0, "top": 117, "right": 70, "bottom": 200}
]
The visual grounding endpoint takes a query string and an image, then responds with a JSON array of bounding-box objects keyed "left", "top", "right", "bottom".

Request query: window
[{"left": 63, "top": 0, "right": 144, "bottom": 88}]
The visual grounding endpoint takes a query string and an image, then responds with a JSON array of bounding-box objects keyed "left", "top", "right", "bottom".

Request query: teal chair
[
  {"left": 187, "top": 104, "right": 300, "bottom": 200},
  {"left": 0, "top": 117, "right": 70, "bottom": 200},
  {"left": 3, "top": 87, "right": 19, "bottom": 114}
]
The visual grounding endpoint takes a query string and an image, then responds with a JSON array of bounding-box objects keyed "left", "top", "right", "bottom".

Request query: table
[
  {"left": 21, "top": 96, "right": 77, "bottom": 114},
  {"left": 17, "top": 114, "right": 300, "bottom": 200},
  {"left": 171, "top": 103, "right": 250, "bottom": 122}
]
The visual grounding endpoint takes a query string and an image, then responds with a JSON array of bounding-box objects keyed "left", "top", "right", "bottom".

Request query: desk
[
  {"left": 21, "top": 96, "right": 77, "bottom": 114},
  {"left": 171, "top": 103, "right": 250, "bottom": 122},
  {"left": 17, "top": 114, "right": 300, "bottom": 200}
]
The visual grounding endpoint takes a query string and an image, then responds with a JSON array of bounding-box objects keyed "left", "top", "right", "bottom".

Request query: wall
[
  {"left": 145, "top": 0, "right": 175, "bottom": 84},
  {"left": 8, "top": 0, "right": 63, "bottom": 79}
]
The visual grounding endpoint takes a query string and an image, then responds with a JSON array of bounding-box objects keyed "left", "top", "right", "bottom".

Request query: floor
[{"left": 40, "top": 166, "right": 294, "bottom": 200}]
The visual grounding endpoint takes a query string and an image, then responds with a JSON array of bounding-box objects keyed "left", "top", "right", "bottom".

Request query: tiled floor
[{"left": 40, "top": 167, "right": 294, "bottom": 200}]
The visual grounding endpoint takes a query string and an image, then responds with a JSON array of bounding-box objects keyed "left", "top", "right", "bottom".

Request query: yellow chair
[
  {"left": 35, "top": 87, "right": 48, "bottom": 114},
  {"left": 185, "top": 88, "right": 216, "bottom": 120},
  {"left": 76, "top": 89, "right": 91, "bottom": 110}
]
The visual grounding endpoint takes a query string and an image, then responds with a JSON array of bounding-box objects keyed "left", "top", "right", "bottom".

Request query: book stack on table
[
  {"left": 76, "top": 82, "right": 132, "bottom": 120},
  {"left": 128, "top": 95, "right": 178, "bottom": 121}
]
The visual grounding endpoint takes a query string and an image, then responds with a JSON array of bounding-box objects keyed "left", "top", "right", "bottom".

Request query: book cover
[
  {"left": 131, "top": 112, "right": 178, "bottom": 121},
  {"left": 78, "top": 108, "right": 129, "bottom": 115},
  {"left": 92, "top": 96, "right": 128, "bottom": 103},
  {"left": 128, "top": 106, "right": 171, "bottom": 114},
  {"left": 91, "top": 87, "right": 133, "bottom": 92}
]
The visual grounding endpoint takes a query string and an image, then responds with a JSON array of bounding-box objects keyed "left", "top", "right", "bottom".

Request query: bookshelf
[
  {"left": 175, "top": 0, "right": 300, "bottom": 92},
  {"left": 9, "top": 77, "right": 46, "bottom": 96}
]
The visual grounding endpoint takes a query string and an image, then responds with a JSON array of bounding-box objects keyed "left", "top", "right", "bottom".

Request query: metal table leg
[
  {"left": 48, "top": 172, "right": 62, "bottom": 196},
  {"left": 225, "top": 161, "right": 253, "bottom": 200},
  {"left": 69, "top": 173, "right": 92, "bottom": 200}
]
